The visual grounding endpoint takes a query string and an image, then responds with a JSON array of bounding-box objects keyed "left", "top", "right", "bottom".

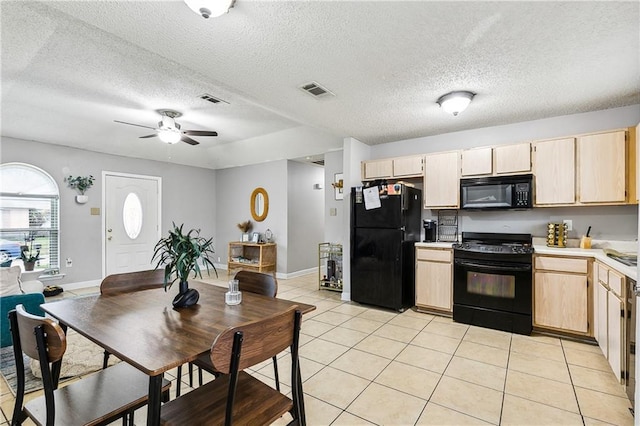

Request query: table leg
[{"left": 147, "top": 374, "right": 163, "bottom": 426}]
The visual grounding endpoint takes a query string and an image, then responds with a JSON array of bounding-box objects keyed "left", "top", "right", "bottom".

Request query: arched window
[{"left": 0, "top": 163, "right": 59, "bottom": 268}]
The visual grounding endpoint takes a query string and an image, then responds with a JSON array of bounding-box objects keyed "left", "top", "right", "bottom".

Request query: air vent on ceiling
[
  {"left": 312, "top": 159, "right": 325, "bottom": 166},
  {"left": 299, "top": 81, "right": 334, "bottom": 99},
  {"left": 199, "top": 93, "right": 229, "bottom": 104}
]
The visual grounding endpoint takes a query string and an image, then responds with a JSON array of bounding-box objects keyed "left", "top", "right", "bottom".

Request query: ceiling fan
[{"left": 114, "top": 109, "right": 218, "bottom": 145}]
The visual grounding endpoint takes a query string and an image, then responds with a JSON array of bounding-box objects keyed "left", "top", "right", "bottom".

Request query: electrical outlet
[
  {"left": 217, "top": 257, "right": 221, "bottom": 262},
  {"left": 66, "top": 258, "right": 72, "bottom": 267},
  {"left": 563, "top": 219, "right": 573, "bottom": 231}
]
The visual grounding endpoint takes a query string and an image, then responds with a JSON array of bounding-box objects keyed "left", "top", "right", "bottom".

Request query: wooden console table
[{"left": 227, "top": 242, "right": 276, "bottom": 277}]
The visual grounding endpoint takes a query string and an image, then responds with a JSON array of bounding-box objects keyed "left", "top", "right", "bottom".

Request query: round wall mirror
[{"left": 250, "top": 187, "right": 269, "bottom": 222}]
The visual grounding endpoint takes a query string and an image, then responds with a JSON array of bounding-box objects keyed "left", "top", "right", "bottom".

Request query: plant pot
[
  {"left": 76, "top": 195, "right": 89, "bottom": 204},
  {"left": 172, "top": 280, "right": 199, "bottom": 308},
  {"left": 23, "top": 261, "right": 36, "bottom": 271}
]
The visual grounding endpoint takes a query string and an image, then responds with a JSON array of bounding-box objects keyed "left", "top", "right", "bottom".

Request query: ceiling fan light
[
  {"left": 158, "top": 128, "right": 182, "bottom": 144},
  {"left": 437, "top": 91, "right": 475, "bottom": 116},
  {"left": 184, "top": 0, "right": 233, "bottom": 18}
]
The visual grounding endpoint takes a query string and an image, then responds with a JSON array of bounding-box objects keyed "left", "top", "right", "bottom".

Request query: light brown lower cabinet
[
  {"left": 533, "top": 256, "right": 591, "bottom": 336},
  {"left": 594, "top": 261, "right": 625, "bottom": 383},
  {"left": 415, "top": 247, "right": 452, "bottom": 313}
]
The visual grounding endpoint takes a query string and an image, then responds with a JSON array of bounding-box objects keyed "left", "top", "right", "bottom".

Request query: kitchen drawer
[
  {"left": 535, "top": 256, "right": 588, "bottom": 274},
  {"left": 598, "top": 265, "right": 609, "bottom": 285},
  {"left": 416, "top": 248, "right": 452, "bottom": 262},
  {"left": 608, "top": 269, "right": 624, "bottom": 297}
]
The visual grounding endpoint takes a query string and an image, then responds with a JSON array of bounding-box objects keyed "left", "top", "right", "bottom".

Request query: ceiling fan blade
[
  {"left": 114, "top": 120, "right": 157, "bottom": 130},
  {"left": 181, "top": 136, "right": 200, "bottom": 146},
  {"left": 139, "top": 134, "right": 158, "bottom": 139},
  {"left": 183, "top": 130, "right": 218, "bottom": 137}
]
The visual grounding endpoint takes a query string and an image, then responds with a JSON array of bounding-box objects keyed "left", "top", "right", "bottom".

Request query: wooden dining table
[{"left": 40, "top": 280, "right": 316, "bottom": 425}]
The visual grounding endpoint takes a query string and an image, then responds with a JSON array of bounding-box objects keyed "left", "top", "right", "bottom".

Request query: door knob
[
  {"left": 108, "top": 236, "right": 112, "bottom": 241},
  {"left": 107, "top": 228, "right": 112, "bottom": 233}
]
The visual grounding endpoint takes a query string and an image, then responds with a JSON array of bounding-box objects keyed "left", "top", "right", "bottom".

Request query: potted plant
[
  {"left": 237, "top": 220, "right": 252, "bottom": 241},
  {"left": 20, "top": 233, "right": 40, "bottom": 271},
  {"left": 152, "top": 222, "right": 217, "bottom": 308},
  {"left": 65, "top": 175, "right": 95, "bottom": 204}
]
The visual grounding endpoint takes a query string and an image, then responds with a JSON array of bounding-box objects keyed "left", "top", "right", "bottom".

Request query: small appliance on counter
[
  {"left": 423, "top": 220, "right": 437, "bottom": 242},
  {"left": 547, "top": 222, "right": 568, "bottom": 247}
]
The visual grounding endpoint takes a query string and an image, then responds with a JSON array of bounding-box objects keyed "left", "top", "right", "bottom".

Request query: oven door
[{"left": 454, "top": 258, "right": 532, "bottom": 315}]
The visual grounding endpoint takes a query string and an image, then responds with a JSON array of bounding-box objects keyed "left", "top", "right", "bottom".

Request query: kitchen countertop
[
  {"left": 415, "top": 242, "right": 456, "bottom": 249},
  {"left": 534, "top": 245, "right": 637, "bottom": 281},
  {"left": 414, "top": 240, "right": 638, "bottom": 280}
]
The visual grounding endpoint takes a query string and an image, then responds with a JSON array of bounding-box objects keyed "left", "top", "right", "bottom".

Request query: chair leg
[
  {"left": 176, "top": 365, "right": 182, "bottom": 397},
  {"left": 128, "top": 410, "right": 135, "bottom": 426},
  {"left": 272, "top": 355, "right": 280, "bottom": 391},
  {"left": 198, "top": 365, "right": 203, "bottom": 386},
  {"left": 188, "top": 362, "right": 193, "bottom": 387}
]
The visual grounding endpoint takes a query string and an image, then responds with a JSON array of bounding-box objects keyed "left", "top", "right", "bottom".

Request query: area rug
[{"left": 0, "top": 330, "right": 118, "bottom": 396}]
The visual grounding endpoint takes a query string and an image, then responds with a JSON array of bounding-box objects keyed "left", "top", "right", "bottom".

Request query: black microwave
[{"left": 460, "top": 174, "right": 533, "bottom": 210}]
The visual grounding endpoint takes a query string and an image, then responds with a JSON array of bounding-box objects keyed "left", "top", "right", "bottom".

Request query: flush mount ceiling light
[
  {"left": 184, "top": 0, "right": 234, "bottom": 18},
  {"left": 437, "top": 91, "right": 475, "bottom": 116}
]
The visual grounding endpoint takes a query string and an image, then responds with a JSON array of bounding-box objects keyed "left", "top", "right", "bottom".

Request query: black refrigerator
[{"left": 351, "top": 184, "right": 422, "bottom": 311}]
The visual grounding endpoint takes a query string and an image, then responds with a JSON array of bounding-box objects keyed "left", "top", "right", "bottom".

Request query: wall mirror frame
[{"left": 250, "top": 187, "right": 269, "bottom": 222}]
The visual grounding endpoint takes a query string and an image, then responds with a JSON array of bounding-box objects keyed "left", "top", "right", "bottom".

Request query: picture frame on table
[
  {"left": 241, "top": 233, "right": 250, "bottom": 242},
  {"left": 251, "top": 232, "right": 260, "bottom": 243}
]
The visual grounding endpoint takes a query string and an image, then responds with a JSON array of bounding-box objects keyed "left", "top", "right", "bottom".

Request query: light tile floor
[{"left": 0, "top": 273, "right": 634, "bottom": 425}]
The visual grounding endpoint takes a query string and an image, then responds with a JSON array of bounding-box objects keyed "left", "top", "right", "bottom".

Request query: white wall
[
  {"left": 1, "top": 136, "right": 217, "bottom": 285},
  {"left": 214, "top": 159, "right": 324, "bottom": 276},
  {"left": 372, "top": 104, "right": 640, "bottom": 157},
  {"left": 323, "top": 150, "right": 344, "bottom": 244},
  {"left": 287, "top": 161, "right": 324, "bottom": 273},
  {"left": 215, "top": 160, "right": 288, "bottom": 272}
]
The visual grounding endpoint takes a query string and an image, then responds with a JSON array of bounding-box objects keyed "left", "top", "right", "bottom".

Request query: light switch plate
[
  {"left": 563, "top": 219, "right": 573, "bottom": 231},
  {"left": 90, "top": 207, "right": 100, "bottom": 215}
]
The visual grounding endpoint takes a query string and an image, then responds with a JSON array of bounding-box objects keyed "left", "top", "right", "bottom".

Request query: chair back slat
[
  {"left": 234, "top": 270, "right": 277, "bottom": 298},
  {"left": 100, "top": 269, "right": 165, "bottom": 295},
  {"left": 14, "top": 305, "right": 66, "bottom": 362},
  {"left": 210, "top": 306, "right": 297, "bottom": 374}
]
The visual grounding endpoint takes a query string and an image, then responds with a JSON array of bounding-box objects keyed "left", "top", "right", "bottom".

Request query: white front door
[{"left": 104, "top": 173, "right": 161, "bottom": 276}]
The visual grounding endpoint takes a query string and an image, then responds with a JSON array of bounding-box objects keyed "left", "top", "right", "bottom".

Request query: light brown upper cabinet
[
  {"left": 577, "top": 130, "right": 626, "bottom": 203},
  {"left": 461, "top": 147, "right": 492, "bottom": 176},
  {"left": 362, "top": 159, "right": 393, "bottom": 180},
  {"left": 494, "top": 143, "right": 532, "bottom": 175},
  {"left": 533, "top": 137, "right": 576, "bottom": 205},
  {"left": 424, "top": 151, "right": 460, "bottom": 209},
  {"left": 461, "top": 143, "right": 531, "bottom": 177},
  {"left": 361, "top": 155, "right": 423, "bottom": 181},
  {"left": 392, "top": 155, "right": 424, "bottom": 177}
]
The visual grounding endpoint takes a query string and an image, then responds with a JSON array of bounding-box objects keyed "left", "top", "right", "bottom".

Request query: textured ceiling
[{"left": 2, "top": 1, "right": 639, "bottom": 169}]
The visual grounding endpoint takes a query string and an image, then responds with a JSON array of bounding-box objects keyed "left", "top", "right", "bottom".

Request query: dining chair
[
  {"left": 160, "top": 306, "right": 304, "bottom": 426},
  {"left": 9, "top": 304, "right": 171, "bottom": 426},
  {"left": 177, "top": 270, "right": 281, "bottom": 396},
  {"left": 100, "top": 269, "right": 165, "bottom": 368}
]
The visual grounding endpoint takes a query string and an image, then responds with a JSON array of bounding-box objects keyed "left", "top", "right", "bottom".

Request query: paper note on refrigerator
[{"left": 363, "top": 186, "right": 381, "bottom": 210}]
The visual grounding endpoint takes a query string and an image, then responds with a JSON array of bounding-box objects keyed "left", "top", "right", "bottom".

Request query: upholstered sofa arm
[{"left": 0, "top": 293, "right": 46, "bottom": 348}]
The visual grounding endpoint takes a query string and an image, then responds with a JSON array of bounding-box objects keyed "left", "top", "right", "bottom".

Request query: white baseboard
[{"left": 341, "top": 291, "right": 351, "bottom": 302}]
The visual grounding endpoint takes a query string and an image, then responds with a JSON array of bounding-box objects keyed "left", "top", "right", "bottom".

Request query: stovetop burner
[
  {"left": 453, "top": 241, "right": 534, "bottom": 254},
  {"left": 453, "top": 232, "right": 534, "bottom": 255}
]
